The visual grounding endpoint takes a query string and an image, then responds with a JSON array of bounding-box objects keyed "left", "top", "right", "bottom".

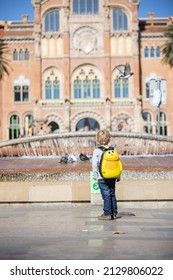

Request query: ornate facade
[{"left": 0, "top": 0, "right": 173, "bottom": 140}]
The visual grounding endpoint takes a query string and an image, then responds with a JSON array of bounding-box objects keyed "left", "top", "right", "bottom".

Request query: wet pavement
[
  {"left": 0, "top": 155, "right": 173, "bottom": 173},
  {"left": 0, "top": 204, "right": 172, "bottom": 260},
  {"left": 0, "top": 156, "right": 173, "bottom": 260}
]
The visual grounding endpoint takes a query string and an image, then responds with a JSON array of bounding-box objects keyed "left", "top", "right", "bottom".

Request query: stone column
[{"left": 105, "top": 98, "right": 111, "bottom": 130}]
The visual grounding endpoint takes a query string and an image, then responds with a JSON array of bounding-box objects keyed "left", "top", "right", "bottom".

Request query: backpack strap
[{"left": 97, "top": 146, "right": 114, "bottom": 151}]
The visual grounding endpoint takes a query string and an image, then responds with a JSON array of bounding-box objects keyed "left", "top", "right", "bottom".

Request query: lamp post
[{"left": 149, "top": 78, "right": 166, "bottom": 135}]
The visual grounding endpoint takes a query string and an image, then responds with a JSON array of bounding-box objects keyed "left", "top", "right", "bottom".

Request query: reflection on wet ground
[{"left": 0, "top": 204, "right": 172, "bottom": 260}]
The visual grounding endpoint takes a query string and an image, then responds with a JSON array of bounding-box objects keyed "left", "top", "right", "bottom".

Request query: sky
[{"left": 0, "top": 0, "right": 173, "bottom": 21}]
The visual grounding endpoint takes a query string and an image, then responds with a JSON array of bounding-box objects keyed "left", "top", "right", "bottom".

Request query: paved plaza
[
  {"left": 0, "top": 204, "right": 172, "bottom": 260},
  {"left": 0, "top": 155, "right": 173, "bottom": 260}
]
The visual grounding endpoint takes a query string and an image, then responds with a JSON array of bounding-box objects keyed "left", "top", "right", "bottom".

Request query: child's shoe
[{"left": 98, "top": 214, "right": 112, "bottom": 220}]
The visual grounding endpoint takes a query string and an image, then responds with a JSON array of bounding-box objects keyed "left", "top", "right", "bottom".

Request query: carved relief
[
  {"left": 112, "top": 113, "right": 135, "bottom": 132},
  {"left": 72, "top": 27, "right": 99, "bottom": 55}
]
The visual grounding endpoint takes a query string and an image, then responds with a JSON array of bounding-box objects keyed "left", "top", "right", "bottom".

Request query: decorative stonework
[
  {"left": 112, "top": 113, "right": 135, "bottom": 132},
  {"left": 46, "top": 114, "right": 65, "bottom": 131},
  {"left": 72, "top": 26, "right": 100, "bottom": 55},
  {"left": 71, "top": 111, "right": 106, "bottom": 132}
]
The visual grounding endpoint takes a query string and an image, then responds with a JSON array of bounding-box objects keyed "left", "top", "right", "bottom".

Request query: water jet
[{"left": 0, "top": 132, "right": 173, "bottom": 207}]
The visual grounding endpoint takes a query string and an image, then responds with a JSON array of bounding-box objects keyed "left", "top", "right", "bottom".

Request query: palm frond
[
  {"left": 161, "top": 24, "right": 173, "bottom": 68},
  {"left": 0, "top": 41, "right": 10, "bottom": 80}
]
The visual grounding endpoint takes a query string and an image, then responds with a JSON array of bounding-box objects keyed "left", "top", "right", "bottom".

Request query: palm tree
[
  {"left": 0, "top": 40, "right": 10, "bottom": 80},
  {"left": 162, "top": 24, "right": 173, "bottom": 68}
]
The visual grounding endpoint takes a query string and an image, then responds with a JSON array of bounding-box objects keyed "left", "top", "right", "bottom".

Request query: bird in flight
[{"left": 116, "top": 63, "right": 134, "bottom": 79}]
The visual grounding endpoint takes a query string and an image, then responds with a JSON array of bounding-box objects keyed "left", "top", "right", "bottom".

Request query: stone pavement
[{"left": 0, "top": 204, "right": 172, "bottom": 260}]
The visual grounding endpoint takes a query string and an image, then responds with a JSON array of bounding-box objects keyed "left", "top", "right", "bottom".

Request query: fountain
[
  {"left": 0, "top": 131, "right": 173, "bottom": 157},
  {"left": 0, "top": 132, "right": 173, "bottom": 207}
]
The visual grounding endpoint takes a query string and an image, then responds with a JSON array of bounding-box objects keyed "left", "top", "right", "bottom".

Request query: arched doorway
[
  {"left": 48, "top": 121, "right": 59, "bottom": 133},
  {"left": 76, "top": 117, "right": 100, "bottom": 131}
]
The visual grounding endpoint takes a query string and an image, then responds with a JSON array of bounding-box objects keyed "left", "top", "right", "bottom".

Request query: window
[
  {"left": 83, "top": 79, "right": 91, "bottom": 98},
  {"left": 143, "top": 112, "right": 152, "bottom": 134},
  {"left": 156, "top": 46, "right": 160, "bottom": 57},
  {"left": 144, "top": 46, "right": 161, "bottom": 58},
  {"left": 150, "top": 46, "right": 155, "bottom": 58},
  {"left": 114, "top": 78, "right": 129, "bottom": 98},
  {"left": 76, "top": 118, "right": 100, "bottom": 131},
  {"left": 113, "top": 9, "right": 128, "bottom": 31},
  {"left": 14, "top": 85, "right": 29, "bottom": 102},
  {"left": 123, "top": 79, "right": 129, "bottom": 98},
  {"left": 13, "top": 49, "right": 30, "bottom": 61},
  {"left": 45, "top": 77, "right": 60, "bottom": 99},
  {"left": 73, "top": 66, "right": 101, "bottom": 99},
  {"left": 45, "top": 10, "right": 59, "bottom": 32},
  {"left": 74, "top": 79, "right": 82, "bottom": 98},
  {"left": 156, "top": 112, "right": 167, "bottom": 136},
  {"left": 24, "top": 114, "right": 33, "bottom": 137},
  {"left": 9, "top": 115, "right": 20, "bottom": 139},
  {"left": 53, "top": 78, "right": 60, "bottom": 99},
  {"left": 93, "top": 79, "right": 100, "bottom": 98},
  {"left": 25, "top": 49, "right": 30, "bottom": 60},
  {"left": 73, "top": 0, "right": 98, "bottom": 14},
  {"left": 74, "top": 77, "right": 100, "bottom": 99},
  {"left": 13, "top": 49, "right": 18, "bottom": 60},
  {"left": 144, "top": 47, "right": 149, "bottom": 58},
  {"left": 19, "top": 49, "right": 25, "bottom": 60},
  {"left": 145, "top": 82, "right": 150, "bottom": 99}
]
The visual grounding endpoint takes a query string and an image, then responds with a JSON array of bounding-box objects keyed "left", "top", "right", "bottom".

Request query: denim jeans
[{"left": 98, "top": 178, "right": 118, "bottom": 216}]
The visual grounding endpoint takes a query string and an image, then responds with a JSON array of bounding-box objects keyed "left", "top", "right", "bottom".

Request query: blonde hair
[{"left": 96, "top": 129, "right": 111, "bottom": 145}]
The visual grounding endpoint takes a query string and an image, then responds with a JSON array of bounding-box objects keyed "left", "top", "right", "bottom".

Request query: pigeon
[
  {"left": 60, "top": 153, "right": 69, "bottom": 163},
  {"left": 79, "top": 153, "right": 90, "bottom": 161},
  {"left": 116, "top": 63, "right": 134, "bottom": 79},
  {"left": 60, "top": 153, "right": 77, "bottom": 163}
]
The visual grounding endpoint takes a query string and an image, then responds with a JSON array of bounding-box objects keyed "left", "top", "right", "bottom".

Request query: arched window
[
  {"left": 74, "top": 79, "right": 82, "bottom": 98},
  {"left": 73, "top": 0, "right": 98, "bottom": 15},
  {"left": 19, "top": 49, "right": 25, "bottom": 60},
  {"left": 143, "top": 112, "right": 152, "bottom": 134},
  {"left": 93, "top": 78, "right": 100, "bottom": 98},
  {"left": 48, "top": 121, "right": 59, "bottom": 133},
  {"left": 156, "top": 112, "right": 167, "bottom": 136},
  {"left": 114, "top": 79, "right": 121, "bottom": 98},
  {"left": 14, "top": 85, "right": 29, "bottom": 102},
  {"left": 24, "top": 114, "right": 33, "bottom": 137},
  {"left": 25, "top": 49, "right": 30, "bottom": 60},
  {"left": 73, "top": 68, "right": 100, "bottom": 99},
  {"left": 83, "top": 78, "right": 91, "bottom": 98},
  {"left": 123, "top": 79, "right": 129, "bottom": 97},
  {"left": 45, "top": 10, "right": 59, "bottom": 32},
  {"left": 145, "top": 82, "right": 150, "bottom": 99},
  {"left": 76, "top": 117, "right": 100, "bottom": 131},
  {"left": 45, "top": 78, "right": 52, "bottom": 99},
  {"left": 43, "top": 68, "right": 61, "bottom": 100},
  {"left": 156, "top": 46, "right": 160, "bottom": 57},
  {"left": 9, "top": 115, "right": 20, "bottom": 139},
  {"left": 113, "top": 9, "right": 128, "bottom": 31},
  {"left": 13, "top": 49, "right": 18, "bottom": 60},
  {"left": 53, "top": 78, "right": 60, "bottom": 99},
  {"left": 150, "top": 46, "right": 155, "bottom": 57},
  {"left": 144, "top": 47, "right": 149, "bottom": 58},
  {"left": 114, "top": 78, "right": 129, "bottom": 98},
  {"left": 45, "top": 76, "right": 60, "bottom": 99}
]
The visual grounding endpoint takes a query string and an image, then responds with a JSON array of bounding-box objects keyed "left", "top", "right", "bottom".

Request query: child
[{"left": 92, "top": 129, "right": 121, "bottom": 220}]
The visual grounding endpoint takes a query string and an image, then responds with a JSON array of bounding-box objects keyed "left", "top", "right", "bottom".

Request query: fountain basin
[{"left": 0, "top": 156, "right": 173, "bottom": 208}]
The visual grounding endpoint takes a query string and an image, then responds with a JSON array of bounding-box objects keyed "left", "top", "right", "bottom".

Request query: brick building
[{"left": 0, "top": 0, "right": 173, "bottom": 140}]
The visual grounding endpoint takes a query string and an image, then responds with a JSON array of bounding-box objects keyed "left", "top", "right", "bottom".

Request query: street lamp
[{"left": 149, "top": 78, "right": 166, "bottom": 135}]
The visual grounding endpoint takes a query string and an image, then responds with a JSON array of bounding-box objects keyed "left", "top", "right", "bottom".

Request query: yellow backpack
[{"left": 99, "top": 147, "right": 123, "bottom": 179}]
